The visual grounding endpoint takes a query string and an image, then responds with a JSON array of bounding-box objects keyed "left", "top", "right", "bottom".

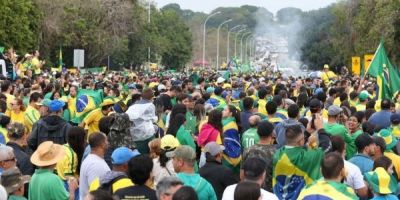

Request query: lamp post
[
  {"left": 245, "top": 36, "right": 253, "bottom": 63},
  {"left": 227, "top": 25, "right": 243, "bottom": 63},
  {"left": 202, "top": 11, "right": 221, "bottom": 68},
  {"left": 234, "top": 29, "right": 246, "bottom": 58},
  {"left": 240, "top": 32, "right": 251, "bottom": 62},
  {"left": 216, "top": 19, "right": 232, "bottom": 70}
]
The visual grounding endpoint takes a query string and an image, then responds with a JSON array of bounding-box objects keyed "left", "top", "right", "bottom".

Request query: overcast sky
[{"left": 153, "top": 0, "right": 337, "bottom": 14}]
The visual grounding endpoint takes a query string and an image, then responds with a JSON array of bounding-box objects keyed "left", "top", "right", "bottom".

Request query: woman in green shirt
[
  {"left": 347, "top": 112, "right": 365, "bottom": 141},
  {"left": 167, "top": 113, "right": 196, "bottom": 150}
]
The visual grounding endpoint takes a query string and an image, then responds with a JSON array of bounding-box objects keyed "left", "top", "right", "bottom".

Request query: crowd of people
[{"left": 1, "top": 48, "right": 400, "bottom": 200}]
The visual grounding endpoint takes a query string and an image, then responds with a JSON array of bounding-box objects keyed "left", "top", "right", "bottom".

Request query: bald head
[{"left": 249, "top": 115, "right": 261, "bottom": 128}]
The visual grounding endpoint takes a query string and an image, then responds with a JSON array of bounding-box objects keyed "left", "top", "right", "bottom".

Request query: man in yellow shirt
[
  {"left": 68, "top": 86, "right": 78, "bottom": 124},
  {"left": 24, "top": 92, "right": 43, "bottom": 133},
  {"left": 31, "top": 50, "right": 45, "bottom": 76},
  {"left": 321, "top": 64, "right": 337, "bottom": 86},
  {"left": 81, "top": 99, "right": 114, "bottom": 137}
]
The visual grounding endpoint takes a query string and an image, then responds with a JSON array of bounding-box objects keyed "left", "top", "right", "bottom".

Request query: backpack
[
  {"left": 108, "top": 113, "right": 135, "bottom": 149},
  {"left": 97, "top": 174, "right": 128, "bottom": 194}
]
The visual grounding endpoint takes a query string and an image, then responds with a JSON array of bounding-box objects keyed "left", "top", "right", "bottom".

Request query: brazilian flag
[
  {"left": 364, "top": 167, "right": 397, "bottom": 195},
  {"left": 298, "top": 180, "right": 358, "bottom": 200},
  {"left": 273, "top": 146, "right": 324, "bottom": 200},
  {"left": 71, "top": 89, "right": 104, "bottom": 124}
]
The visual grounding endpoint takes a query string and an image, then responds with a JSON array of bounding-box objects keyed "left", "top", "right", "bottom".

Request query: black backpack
[{"left": 97, "top": 174, "right": 129, "bottom": 194}]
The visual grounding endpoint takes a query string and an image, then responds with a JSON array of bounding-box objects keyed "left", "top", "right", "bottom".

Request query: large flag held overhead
[{"left": 366, "top": 41, "right": 400, "bottom": 99}]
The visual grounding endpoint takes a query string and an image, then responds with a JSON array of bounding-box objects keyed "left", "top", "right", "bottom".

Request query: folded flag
[{"left": 297, "top": 180, "right": 358, "bottom": 200}]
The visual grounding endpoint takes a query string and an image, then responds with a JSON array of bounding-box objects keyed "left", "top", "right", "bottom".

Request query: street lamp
[
  {"left": 202, "top": 11, "right": 221, "bottom": 68},
  {"left": 245, "top": 36, "right": 253, "bottom": 63},
  {"left": 227, "top": 25, "right": 243, "bottom": 63},
  {"left": 240, "top": 32, "right": 251, "bottom": 62},
  {"left": 216, "top": 19, "right": 232, "bottom": 70},
  {"left": 234, "top": 29, "right": 247, "bottom": 58}
]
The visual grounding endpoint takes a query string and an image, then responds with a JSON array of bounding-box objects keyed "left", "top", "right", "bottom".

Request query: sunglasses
[{"left": 1, "top": 157, "right": 16, "bottom": 162}]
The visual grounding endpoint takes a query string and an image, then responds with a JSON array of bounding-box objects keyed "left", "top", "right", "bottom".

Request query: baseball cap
[
  {"left": 128, "top": 83, "right": 137, "bottom": 89},
  {"left": 324, "top": 64, "right": 329, "bottom": 69},
  {"left": 48, "top": 99, "right": 65, "bottom": 112},
  {"left": 111, "top": 147, "right": 140, "bottom": 165},
  {"left": 309, "top": 99, "right": 321, "bottom": 109},
  {"left": 217, "top": 77, "right": 225, "bottom": 84},
  {"left": 359, "top": 91, "right": 369, "bottom": 101},
  {"left": 243, "top": 157, "right": 267, "bottom": 179},
  {"left": 161, "top": 135, "right": 180, "bottom": 151},
  {"left": 158, "top": 84, "right": 167, "bottom": 92},
  {"left": 328, "top": 105, "right": 343, "bottom": 116},
  {"left": 166, "top": 145, "right": 196, "bottom": 162},
  {"left": 390, "top": 113, "right": 400, "bottom": 124},
  {"left": 204, "top": 142, "right": 225, "bottom": 156},
  {"left": 0, "top": 167, "right": 30, "bottom": 194},
  {"left": 206, "top": 87, "right": 215, "bottom": 94}
]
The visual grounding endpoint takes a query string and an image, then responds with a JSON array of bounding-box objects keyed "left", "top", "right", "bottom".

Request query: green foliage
[{"left": 0, "top": 0, "right": 41, "bottom": 54}]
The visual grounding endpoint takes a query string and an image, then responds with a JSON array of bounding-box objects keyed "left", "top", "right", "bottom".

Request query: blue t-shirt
[
  {"left": 371, "top": 194, "right": 398, "bottom": 200},
  {"left": 349, "top": 154, "right": 374, "bottom": 175},
  {"left": 368, "top": 110, "right": 392, "bottom": 129}
]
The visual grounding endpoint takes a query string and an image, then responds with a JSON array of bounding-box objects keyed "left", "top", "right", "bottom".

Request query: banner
[
  {"left": 351, "top": 56, "right": 361, "bottom": 75},
  {"left": 364, "top": 54, "right": 374, "bottom": 74}
]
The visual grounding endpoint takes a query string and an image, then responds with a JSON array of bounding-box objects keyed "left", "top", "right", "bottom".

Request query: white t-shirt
[
  {"left": 222, "top": 183, "right": 279, "bottom": 200},
  {"left": 79, "top": 154, "right": 110, "bottom": 200},
  {"left": 344, "top": 160, "right": 365, "bottom": 190}
]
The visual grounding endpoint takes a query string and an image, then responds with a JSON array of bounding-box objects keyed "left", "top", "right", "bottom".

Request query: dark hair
[
  {"left": 243, "top": 97, "right": 254, "bottom": 111},
  {"left": 330, "top": 135, "right": 345, "bottom": 154},
  {"left": 50, "top": 91, "right": 61, "bottom": 100},
  {"left": 234, "top": 182, "right": 261, "bottom": 200},
  {"left": 297, "top": 92, "right": 308, "bottom": 108},
  {"left": 226, "top": 105, "right": 240, "bottom": 124},
  {"left": 258, "top": 88, "right": 267, "bottom": 99},
  {"left": 0, "top": 114, "right": 10, "bottom": 127},
  {"left": 166, "top": 113, "right": 186, "bottom": 137},
  {"left": 287, "top": 104, "right": 299, "bottom": 119},
  {"left": 172, "top": 186, "right": 198, "bottom": 200},
  {"left": 29, "top": 92, "right": 43, "bottom": 103},
  {"left": 266, "top": 101, "right": 277, "bottom": 115},
  {"left": 67, "top": 127, "right": 86, "bottom": 174},
  {"left": 88, "top": 190, "right": 114, "bottom": 200},
  {"left": 349, "top": 91, "right": 358, "bottom": 100},
  {"left": 1, "top": 80, "right": 11, "bottom": 92},
  {"left": 193, "top": 104, "right": 205, "bottom": 122},
  {"left": 285, "top": 125, "right": 303, "bottom": 144},
  {"left": 128, "top": 155, "right": 154, "bottom": 185},
  {"left": 99, "top": 116, "right": 114, "bottom": 135},
  {"left": 257, "top": 121, "right": 274, "bottom": 138},
  {"left": 328, "top": 88, "right": 337, "bottom": 97},
  {"left": 355, "top": 133, "right": 373, "bottom": 153},
  {"left": 381, "top": 99, "right": 391, "bottom": 110},
  {"left": 321, "top": 152, "right": 344, "bottom": 179},
  {"left": 89, "top": 132, "right": 107, "bottom": 149},
  {"left": 0, "top": 100, "right": 6, "bottom": 113},
  {"left": 339, "top": 92, "right": 348, "bottom": 102},
  {"left": 272, "top": 95, "right": 283, "bottom": 106},
  {"left": 373, "top": 156, "right": 392, "bottom": 171},
  {"left": 208, "top": 109, "right": 223, "bottom": 133},
  {"left": 362, "top": 121, "right": 375, "bottom": 135},
  {"left": 366, "top": 100, "right": 376, "bottom": 109},
  {"left": 352, "top": 111, "right": 365, "bottom": 124},
  {"left": 142, "top": 88, "right": 154, "bottom": 100},
  {"left": 170, "top": 104, "right": 187, "bottom": 122}
]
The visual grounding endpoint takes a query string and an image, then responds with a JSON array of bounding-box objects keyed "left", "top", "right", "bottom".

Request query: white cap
[
  {"left": 158, "top": 84, "right": 167, "bottom": 92},
  {"left": 217, "top": 77, "right": 225, "bottom": 84}
]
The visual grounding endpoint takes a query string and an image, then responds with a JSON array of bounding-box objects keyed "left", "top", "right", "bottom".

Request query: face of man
[
  {"left": 40, "top": 106, "right": 49, "bottom": 117},
  {"left": 160, "top": 185, "right": 183, "bottom": 200},
  {"left": 70, "top": 87, "right": 77, "bottom": 98},
  {"left": 0, "top": 152, "right": 16, "bottom": 170},
  {"left": 367, "top": 143, "right": 376, "bottom": 157},
  {"left": 172, "top": 157, "right": 183, "bottom": 173}
]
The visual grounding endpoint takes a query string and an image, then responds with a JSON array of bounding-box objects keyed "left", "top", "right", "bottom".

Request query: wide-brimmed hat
[
  {"left": 0, "top": 167, "right": 30, "bottom": 194},
  {"left": 364, "top": 167, "right": 397, "bottom": 195},
  {"left": 30, "top": 141, "right": 65, "bottom": 167},
  {"left": 100, "top": 99, "right": 115, "bottom": 107}
]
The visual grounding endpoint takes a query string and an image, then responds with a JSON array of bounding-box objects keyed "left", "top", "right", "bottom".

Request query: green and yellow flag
[
  {"left": 366, "top": 41, "right": 400, "bottom": 99},
  {"left": 272, "top": 146, "right": 324, "bottom": 200},
  {"left": 364, "top": 167, "right": 397, "bottom": 195},
  {"left": 298, "top": 180, "right": 358, "bottom": 200}
]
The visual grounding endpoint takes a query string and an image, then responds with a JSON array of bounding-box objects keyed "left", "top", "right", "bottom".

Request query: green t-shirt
[
  {"left": 176, "top": 125, "right": 196, "bottom": 150},
  {"left": 324, "top": 123, "right": 355, "bottom": 159},
  {"left": 9, "top": 195, "right": 27, "bottom": 200},
  {"left": 241, "top": 128, "right": 260, "bottom": 150},
  {"left": 185, "top": 111, "right": 197, "bottom": 134},
  {"left": 29, "top": 169, "right": 69, "bottom": 200}
]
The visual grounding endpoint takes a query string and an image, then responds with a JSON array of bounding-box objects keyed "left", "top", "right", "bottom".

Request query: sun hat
[
  {"left": 364, "top": 167, "right": 397, "bottom": 195},
  {"left": 161, "top": 135, "right": 180, "bottom": 151},
  {"left": 376, "top": 129, "right": 398, "bottom": 151},
  {"left": 0, "top": 167, "right": 30, "bottom": 194},
  {"left": 30, "top": 141, "right": 65, "bottom": 167}
]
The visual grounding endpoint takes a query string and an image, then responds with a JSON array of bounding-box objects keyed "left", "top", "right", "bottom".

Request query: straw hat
[{"left": 30, "top": 141, "right": 65, "bottom": 167}]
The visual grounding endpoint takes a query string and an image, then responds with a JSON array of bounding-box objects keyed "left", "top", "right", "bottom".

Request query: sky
[{"left": 153, "top": 0, "right": 338, "bottom": 14}]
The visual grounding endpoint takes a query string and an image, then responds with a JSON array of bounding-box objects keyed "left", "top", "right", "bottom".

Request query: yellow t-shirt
[
  {"left": 24, "top": 105, "right": 40, "bottom": 133},
  {"left": 333, "top": 97, "right": 341, "bottom": 106},
  {"left": 306, "top": 109, "right": 329, "bottom": 121},
  {"left": 321, "top": 71, "right": 337, "bottom": 85},
  {"left": 68, "top": 97, "right": 77, "bottom": 121},
  {"left": 6, "top": 110, "right": 25, "bottom": 124},
  {"left": 83, "top": 108, "right": 104, "bottom": 137},
  {"left": 31, "top": 57, "right": 41, "bottom": 75},
  {"left": 356, "top": 104, "right": 366, "bottom": 112},
  {"left": 258, "top": 99, "right": 267, "bottom": 116},
  {"left": 384, "top": 152, "right": 400, "bottom": 180},
  {"left": 56, "top": 144, "right": 78, "bottom": 180}
]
